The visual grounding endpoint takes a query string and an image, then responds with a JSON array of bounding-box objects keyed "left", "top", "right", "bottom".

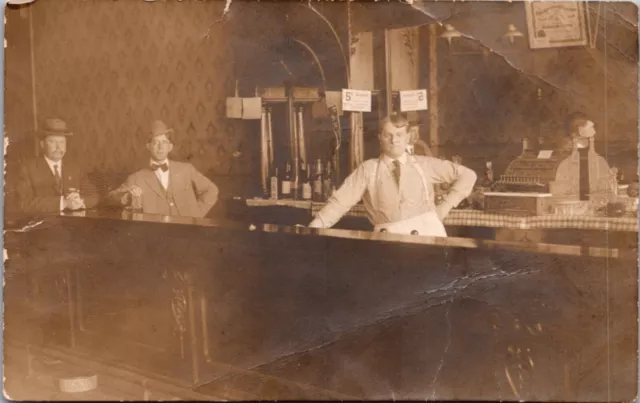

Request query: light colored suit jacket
[{"left": 110, "top": 161, "right": 218, "bottom": 218}]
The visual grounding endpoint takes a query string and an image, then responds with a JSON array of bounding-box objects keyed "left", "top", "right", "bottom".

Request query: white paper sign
[
  {"left": 242, "top": 97, "right": 262, "bottom": 120},
  {"left": 226, "top": 97, "right": 242, "bottom": 119},
  {"left": 342, "top": 89, "right": 371, "bottom": 112},
  {"left": 537, "top": 150, "right": 553, "bottom": 159},
  {"left": 400, "top": 90, "right": 428, "bottom": 112}
]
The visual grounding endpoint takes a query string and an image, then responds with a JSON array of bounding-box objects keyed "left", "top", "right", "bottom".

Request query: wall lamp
[
  {"left": 439, "top": 23, "right": 489, "bottom": 58},
  {"left": 439, "top": 24, "right": 462, "bottom": 46},
  {"left": 503, "top": 24, "right": 524, "bottom": 44}
]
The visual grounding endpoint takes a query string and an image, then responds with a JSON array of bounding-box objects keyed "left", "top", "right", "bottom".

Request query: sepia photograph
[{"left": 2, "top": 0, "right": 638, "bottom": 400}]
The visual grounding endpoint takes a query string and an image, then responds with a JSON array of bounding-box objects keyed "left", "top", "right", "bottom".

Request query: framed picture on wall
[{"left": 524, "top": 1, "right": 588, "bottom": 49}]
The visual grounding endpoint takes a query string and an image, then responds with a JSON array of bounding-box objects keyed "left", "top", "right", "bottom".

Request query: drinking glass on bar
[
  {"left": 124, "top": 187, "right": 143, "bottom": 212},
  {"left": 64, "top": 187, "right": 79, "bottom": 197},
  {"left": 64, "top": 187, "right": 86, "bottom": 210},
  {"left": 130, "top": 193, "right": 143, "bottom": 211}
]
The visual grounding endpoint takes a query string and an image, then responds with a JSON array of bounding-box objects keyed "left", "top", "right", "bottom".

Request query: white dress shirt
[
  {"left": 151, "top": 159, "right": 170, "bottom": 190},
  {"left": 44, "top": 156, "right": 62, "bottom": 177},
  {"left": 44, "top": 156, "right": 65, "bottom": 211},
  {"left": 315, "top": 153, "right": 477, "bottom": 228}
]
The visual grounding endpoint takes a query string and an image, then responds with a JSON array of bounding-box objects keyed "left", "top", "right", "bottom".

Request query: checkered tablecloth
[
  {"left": 443, "top": 209, "right": 638, "bottom": 232},
  {"left": 247, "top": 199, "right": 638, "bottom": 232}
]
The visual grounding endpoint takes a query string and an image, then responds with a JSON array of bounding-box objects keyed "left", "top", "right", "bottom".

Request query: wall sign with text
[
  {"left": 342, "top": 89, "right": 371, "bottom": 112},
  {"left": 400, "top": 89, "right": 428, "bottom": 112},
  {"left": 525, "top": 1, "right": 588, "bottom": 49}
]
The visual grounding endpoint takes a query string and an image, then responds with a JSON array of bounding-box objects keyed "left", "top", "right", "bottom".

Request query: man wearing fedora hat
[
  {"left": 14, "top": 117, "right": 99, "bottom": 213},
  {"left": 109, "top": 120, "right": 219, "bottom": 218}
]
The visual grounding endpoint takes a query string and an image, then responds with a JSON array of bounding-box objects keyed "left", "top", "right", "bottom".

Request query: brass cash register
[{"left": 484, "top": 137, "right": 612, "bottom": 215}]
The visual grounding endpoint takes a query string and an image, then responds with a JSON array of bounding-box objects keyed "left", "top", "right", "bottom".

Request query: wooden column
[
  {"left": 287, "top": 84, "right": 300, "bottom": 193},
  {"left": 348, "top": 29, "right": 373, "bottom": 171},
  {"left": 384, "top": 29, "right": 393, "bottom": 116},
  {"left": 428, "top": 24, "right": 439, "bottom": 157},
  {"left": 29, "top": 6, "right": 39, "bottom": 156}
]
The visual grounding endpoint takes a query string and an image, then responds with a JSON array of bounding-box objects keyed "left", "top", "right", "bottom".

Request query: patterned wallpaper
[
  {"left": 4, "top": 6, "right": 33, "bottom": 146},
  {"left": 28, "top": 0, "right": 252, "bottom": 194},
  {"left": 7, "top": 1, "right": 636, "bottom": 202}
]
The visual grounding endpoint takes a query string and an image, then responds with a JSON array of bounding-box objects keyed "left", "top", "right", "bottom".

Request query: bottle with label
[
  {"left": 281, "top": 160, "right": 293, "bottom": 199},
  {"left": 291, "top": 157, "right": 300, "bottom": 200},
  {"left": 297, "top": 160, "right": 308, "bottom": 200},
  {"left": 301, "top": 164, "right": 312, "bottom": 200},
  {"left": 323, "top": 160, "right": 335, "bottom": 201},
  {"left": 485, "top": 161, "right": 494, "bottom": 185},
  {"left": 312, "top": 158, "right": 324, "bottom": 202},
  {"left": 270, "top": 168, "right": 278, "bottom": 200}
]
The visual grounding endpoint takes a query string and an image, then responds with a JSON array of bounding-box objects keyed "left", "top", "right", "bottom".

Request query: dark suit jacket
[
  {"left": 15, "top": 157, "right": 99, "bottom": 213},
  {"left": 109, "top": 161, "right": 218, "bottom": 218}
]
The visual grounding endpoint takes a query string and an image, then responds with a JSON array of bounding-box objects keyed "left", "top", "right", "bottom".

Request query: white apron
[{"left": 372, "top": 157, "right": 447, "bottom": 237}]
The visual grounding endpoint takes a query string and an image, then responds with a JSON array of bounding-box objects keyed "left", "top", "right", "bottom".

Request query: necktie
[
  {"left": 151, "top": 163, "right": 169, "bottom": 172},
  {"left": 53, "top": 164, "right": 62, "bottom": 193},
  {"left": 392, "top": 160, "right": 401, "bottom": 186}
]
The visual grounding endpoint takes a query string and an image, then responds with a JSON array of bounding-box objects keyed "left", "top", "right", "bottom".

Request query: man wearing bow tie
[
  {"left": 109, "top": 120, "right": 219, "bottom": 218},
  {"left": 14, "top": 117, "right": 98, "bottom": 213}
]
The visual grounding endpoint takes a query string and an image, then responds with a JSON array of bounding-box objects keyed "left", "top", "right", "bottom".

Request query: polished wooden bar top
[
  {"left": 4, "top": 207, "right": 637, "bottom": 400},
  {"left": 4, "top": 208, "right": 634, "bottom": 260}
]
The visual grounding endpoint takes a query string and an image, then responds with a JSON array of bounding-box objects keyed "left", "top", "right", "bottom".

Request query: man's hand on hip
[{"left": 435, "top": 201, "right": 453, "bottom": 221}]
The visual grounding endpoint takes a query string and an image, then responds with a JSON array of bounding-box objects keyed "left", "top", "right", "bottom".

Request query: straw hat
[{"left": 149, "top": 120, "right": 175, "bottom": 140}]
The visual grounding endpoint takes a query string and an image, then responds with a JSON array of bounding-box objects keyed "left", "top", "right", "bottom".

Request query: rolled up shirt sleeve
[
  {"left": 315, "top": 163, "right": 369, "bottom": 228},
  {"left": 422, "top": 157, "right": 477, "bottom": 207}
]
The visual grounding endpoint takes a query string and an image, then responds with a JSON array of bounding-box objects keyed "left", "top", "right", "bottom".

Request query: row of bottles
[{"left": 268, "top": 158, "right": 335, "bottom": 202}]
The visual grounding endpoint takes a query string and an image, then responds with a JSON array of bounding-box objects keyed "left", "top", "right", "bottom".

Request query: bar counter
[
  {"left": 247, "top": 197, "right": 639, "bottom": 231},
  {"left": 245, "top": 198, "right": 639, "bottom": 248},
  {"left": 4, "top": 209, "right": 637, "bottom": 400}
]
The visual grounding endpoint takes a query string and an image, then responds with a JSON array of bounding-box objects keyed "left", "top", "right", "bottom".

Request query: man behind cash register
[{"left": 309, "top": 113, "right": 477, "bottom": 237}]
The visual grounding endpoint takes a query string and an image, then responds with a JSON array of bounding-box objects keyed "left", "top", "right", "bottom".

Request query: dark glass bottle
[
  {"left": 323, "top": 160, "right": 335, "bottom": 201},
  {"left": 301, "top": 164, "right": 312, "bottom": 200},
  {"left": 297, "top": 160, "right": 308, "bottom": 200},
  {"left": 269, "top": 168, "right": 278, "bottom": 200},
  {"left": 281, "top": 160, "right": 293, "bottom": 199},
  {"left": 312, "top": 159, "right": 324, "bottom": 202}
]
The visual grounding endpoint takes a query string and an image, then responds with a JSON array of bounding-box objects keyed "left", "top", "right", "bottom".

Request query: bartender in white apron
[{"left": 309, "top": 113, "right": 477, "bottom": 236}]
